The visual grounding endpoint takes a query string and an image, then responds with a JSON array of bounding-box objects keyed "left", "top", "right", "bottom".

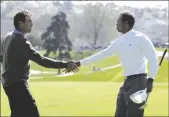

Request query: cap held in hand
[{"left": 130, "top": 88, "right": 148, "bottom": 104}]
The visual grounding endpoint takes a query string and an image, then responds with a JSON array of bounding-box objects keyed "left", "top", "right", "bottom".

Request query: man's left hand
[{"left": 146, "top": 78, "right": 154, "bottom": 93}]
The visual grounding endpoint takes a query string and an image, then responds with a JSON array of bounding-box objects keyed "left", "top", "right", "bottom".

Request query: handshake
[{"left": 63, "top": 60, "right": 81, "bottom": 73}]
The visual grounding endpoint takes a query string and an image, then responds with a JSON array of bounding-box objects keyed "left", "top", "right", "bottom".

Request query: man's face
[
  {"left": 116, "top": 15, "right": 129, "bottom": 33},
  {"left": 20, "top": 15, "right": 33, "bottom": 33}
]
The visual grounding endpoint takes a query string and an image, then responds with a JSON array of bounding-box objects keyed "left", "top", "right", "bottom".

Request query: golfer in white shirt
[{"left": 77, "top": 12, "right": 159, "bottom": 117}]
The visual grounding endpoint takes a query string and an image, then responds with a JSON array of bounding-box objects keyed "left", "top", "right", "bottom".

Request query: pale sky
[
  {"left": 72, "top": 1, "right": 168, "bottom": 9},
  {"left": 2, "top": 1, "right": 167, "bottom": 10}
]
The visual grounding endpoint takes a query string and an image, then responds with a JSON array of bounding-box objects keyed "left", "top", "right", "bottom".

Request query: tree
[
  {"left": 80, "top": 3, "right": 117, "bottom": 48},
  {"left": 41, "top": 12, "right": 72, "bottom": 59},
  {"left": 41, "top": 12, "right": 73, "bottom": 75}
]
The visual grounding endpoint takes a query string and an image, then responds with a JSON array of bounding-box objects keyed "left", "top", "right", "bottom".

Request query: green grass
[
  {"left": 30, "top": 54, "right": 120, "bottom": 74},
  {"left": 31, "top": 49, "right": 103, "bottom": 73},
  {"left": 32, "top": 47, "right": 167, "bottom": 73},
  {"left": 156, "top": 47, "right": 169, "bottom": 52},
  {"left": 30, "top": 56, "right": 168, "bottom": 83},
  {"left": 1, "top": 82, "right": 168, "bottom": 116},
  {"left": 154, "top": 57, "right": 168, "bottom": 82},
  {"left": 1, "top": 48, "right": 168, "bottom": 116}
]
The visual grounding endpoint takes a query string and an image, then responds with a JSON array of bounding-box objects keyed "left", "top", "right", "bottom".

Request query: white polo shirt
[{"left": 80, "top": 29, "right": 159, "bottom": 79}]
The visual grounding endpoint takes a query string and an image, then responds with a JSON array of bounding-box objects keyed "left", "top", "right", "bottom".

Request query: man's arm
[
  {"left": 141, "top": 36, "right": 159, "bottom": 79},
  {"left": 141, "top": 36, "right": 159, "bottom": 93},
  {"left": 79, "top": 40, "right": 118, "bottom": 66},
  {"left": 19, "top": 38, "right": 67, "bottom": 68}
]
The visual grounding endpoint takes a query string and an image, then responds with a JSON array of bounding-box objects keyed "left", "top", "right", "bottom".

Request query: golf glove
[{"left": 146, "top": 78, "right": 154, "bottom": 93}]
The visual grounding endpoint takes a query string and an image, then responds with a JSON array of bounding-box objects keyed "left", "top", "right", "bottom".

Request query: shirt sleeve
[
  {"left": 141, "top": 36, "right": 159, "bottom": 79},
  {"left": 80, "top": 39, "right": 118, "bottom": 66},
  {"left": 19, "top": 38, "right": 67, "bottom": 68}
]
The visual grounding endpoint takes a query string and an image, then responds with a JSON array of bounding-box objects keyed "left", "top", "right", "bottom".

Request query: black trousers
[
  {"left": 115, "top": 74, "right": 147, "bottom": 117},
  {"left": 3, "top": 81, "right": 40, "bottom": 117}
]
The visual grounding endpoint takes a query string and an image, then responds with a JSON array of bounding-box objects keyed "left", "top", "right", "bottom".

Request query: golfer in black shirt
[{"left": 0, "top": 10, "right": 80, "bottom": 117}]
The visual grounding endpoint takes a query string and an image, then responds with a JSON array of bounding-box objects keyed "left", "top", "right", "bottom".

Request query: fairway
[
  {"left": 1, "top": 51, "right": 168, "bottom": 116},
  {"left": 1, "top": 82, "right": 168, "bottom": 116}
]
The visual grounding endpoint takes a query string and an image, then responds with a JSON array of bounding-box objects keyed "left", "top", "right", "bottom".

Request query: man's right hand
[{"left": 63, "top": 60, "right": 80, "bottom": 73}]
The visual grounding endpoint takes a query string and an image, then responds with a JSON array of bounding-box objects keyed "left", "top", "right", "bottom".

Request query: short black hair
[
  {"left": 13, "top": 10, "right": 31, "bottom": 29},
  {"left": 120, "top": 12, "right": 135, "bottom": 28}
]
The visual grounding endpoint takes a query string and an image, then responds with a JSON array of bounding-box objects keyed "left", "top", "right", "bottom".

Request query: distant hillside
[{"left": 1, "top": 1, "right": 168, "bottom": 49}]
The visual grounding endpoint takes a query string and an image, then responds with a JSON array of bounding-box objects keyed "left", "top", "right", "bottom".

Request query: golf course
[{"left": 1, "top": 49, "right": 168, "bottom": 116}]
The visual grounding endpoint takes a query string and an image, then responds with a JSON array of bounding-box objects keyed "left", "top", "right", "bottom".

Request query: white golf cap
[{"left": 130, "top": 88, "right": 148, "bottom": 104}]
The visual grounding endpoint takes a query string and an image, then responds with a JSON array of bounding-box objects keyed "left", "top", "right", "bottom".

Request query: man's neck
[
  {"left": 15, "top": 28, "right": 26, "bottom": 35},
  {"left": 122, "top": 28, "right": 132, "bottom": 34}
]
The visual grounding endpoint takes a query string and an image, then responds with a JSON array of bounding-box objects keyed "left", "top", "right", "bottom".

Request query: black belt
[{"left": 126, "top": 73, "right": 147, "bottom": 79}]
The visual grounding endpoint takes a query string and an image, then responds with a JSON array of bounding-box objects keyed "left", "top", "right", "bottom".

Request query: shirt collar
[
  {"left": 124, "top": 29, "right": 135, "bottom": 36},
  {"left": 120, "top": 29, "right": 135, "bottom": 38},
  {"left": 13, "top": 29, "right": 24, "bottom": 36}
]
